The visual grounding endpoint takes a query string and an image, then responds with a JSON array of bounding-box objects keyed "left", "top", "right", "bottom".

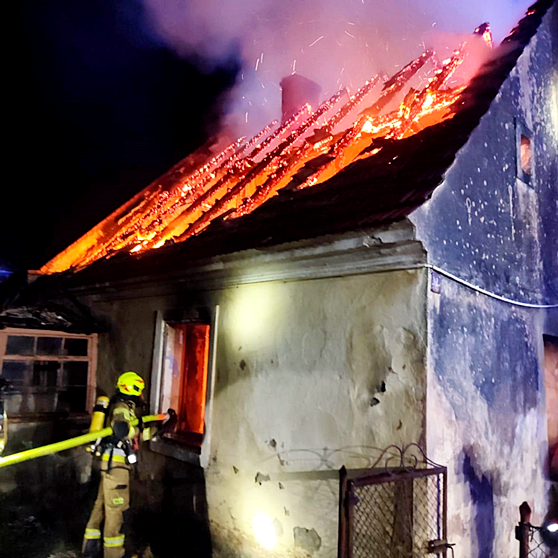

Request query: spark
[
  {"left": 309, "top": 35, "right": 324, "bottom": 47},
  {"left": 41, "top": 21, "right": 475, "bottom": 274},
  {"left": 344, "top": 31, "right": 356, "bottom": 39}
]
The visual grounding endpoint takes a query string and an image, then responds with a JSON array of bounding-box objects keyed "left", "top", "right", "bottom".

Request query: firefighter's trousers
[{"left": 83, "top": 461, "right": 130, "bottom": 558}]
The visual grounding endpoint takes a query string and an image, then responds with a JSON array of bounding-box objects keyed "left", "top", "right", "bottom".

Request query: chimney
[{"left": 280, "top": 74, "right": 322, "bottom": 124}]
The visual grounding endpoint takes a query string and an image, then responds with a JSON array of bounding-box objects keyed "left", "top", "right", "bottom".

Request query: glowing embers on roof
[
  {"left": 474, "top": 23, "right": 494, "bottom": 49},
  {"left": 40, "top": 24, "right": 490, "bottom": 274}
]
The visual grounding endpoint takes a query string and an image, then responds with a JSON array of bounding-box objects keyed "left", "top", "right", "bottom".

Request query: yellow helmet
[{"left": 117, "top": 372, "right": 145, "bottom": 396}]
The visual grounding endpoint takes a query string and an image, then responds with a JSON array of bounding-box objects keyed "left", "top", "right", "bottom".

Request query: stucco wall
[
  {"left": 85, "top": 267, "right": 427, "bottom": 557},
  {"left": 544, "top": 337, "right": 558, "bottom": 449},
  {"left": 425, "top": 281, "right": 547, "bottom": 558},
  {"left": 410, "top": 6, "right": 557, "bottom": 304},
  {"left": 410, "top": 7, "right": 556, "bottom": 557}
]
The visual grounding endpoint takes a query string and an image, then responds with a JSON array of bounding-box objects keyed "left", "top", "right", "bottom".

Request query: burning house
[{"left": 1, "top": 1, "right": 557, "bottom": 557}]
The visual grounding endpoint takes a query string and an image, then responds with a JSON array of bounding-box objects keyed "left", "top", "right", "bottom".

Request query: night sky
[{"left": 3, "top": 0, "right": 239, "bottom": 271}]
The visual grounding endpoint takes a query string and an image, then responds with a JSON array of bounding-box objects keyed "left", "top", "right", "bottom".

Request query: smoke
[{"left": 143, "top": 0, "right": 533, "bottom": 134}]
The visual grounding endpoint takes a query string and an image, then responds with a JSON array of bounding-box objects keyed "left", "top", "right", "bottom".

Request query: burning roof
[{"left": 39, "top": 1, "right": 552, "bottom": 281}]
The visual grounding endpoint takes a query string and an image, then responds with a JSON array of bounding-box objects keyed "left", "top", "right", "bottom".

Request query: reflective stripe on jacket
[{"left": 101, "top": 450, "right": 127, "bottom": 464}]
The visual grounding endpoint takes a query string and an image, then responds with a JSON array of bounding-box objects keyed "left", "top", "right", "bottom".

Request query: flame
[
  {"left": 474, "top": 23, "right": 494, "bottom": 49},
  {"left": 41, "top": 27, "right": 477, "bottom": 274},
  {"left": 423, "top": 92, "right": 434, "bottom": 109},
  {"left": 361, "top": 118, "right": 374, "bottom": 134}
]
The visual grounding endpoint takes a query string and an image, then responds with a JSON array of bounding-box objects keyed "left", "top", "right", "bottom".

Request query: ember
[
  {"left": 474, "top": 23, "right": 495, "bottom": 49},
  {"left": 40, "top": 25, "right": 491, "bottom": 275}
]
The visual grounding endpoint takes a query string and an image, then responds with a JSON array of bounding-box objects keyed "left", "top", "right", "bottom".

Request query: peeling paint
[{"left": 293, "top": 527, "right": 322, "bottom": 554}]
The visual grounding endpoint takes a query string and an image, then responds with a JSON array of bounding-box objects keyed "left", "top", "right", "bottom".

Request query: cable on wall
[{"left": 424, "top": 264, "right": 558, "bottom": 309}]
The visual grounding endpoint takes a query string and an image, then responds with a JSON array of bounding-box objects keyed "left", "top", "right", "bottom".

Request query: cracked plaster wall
[
  {"left": 205, "top": 269, "right": 427, "bottom": 558},
  {"left": 410, "top": 7, "right": 556, "bottom": 557},
  {"left": 85, "top": 267, "right": 427, "bottom": 558}
]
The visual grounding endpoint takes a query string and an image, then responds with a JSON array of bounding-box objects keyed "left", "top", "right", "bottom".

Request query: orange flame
[{"left": 40, "top": 32, "right": 474, "bottom": 274}]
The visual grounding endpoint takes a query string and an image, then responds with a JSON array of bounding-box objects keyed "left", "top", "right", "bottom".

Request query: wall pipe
[{"left": 0, "top": 413, "right": 166, "bottom": 469}]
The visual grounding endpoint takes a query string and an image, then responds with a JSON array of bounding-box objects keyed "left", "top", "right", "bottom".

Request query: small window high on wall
[
  {"left": 157, "top": 322, "right": 211, "bottom": 448},
  {"left": 516, "top": 119, "right": 533, "bottom": 184}
]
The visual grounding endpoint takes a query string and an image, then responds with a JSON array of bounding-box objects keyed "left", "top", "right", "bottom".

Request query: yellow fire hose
[{"left": 0, "top": 413, "right": 166, "bottom": 469}]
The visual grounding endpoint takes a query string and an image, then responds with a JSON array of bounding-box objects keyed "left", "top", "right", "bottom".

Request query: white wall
[
  {"left": 85, "top": 263, "right": 428, "bottom": 557},
  {"left": 204, "top": 269, "right": 428, "bottom": 557}
]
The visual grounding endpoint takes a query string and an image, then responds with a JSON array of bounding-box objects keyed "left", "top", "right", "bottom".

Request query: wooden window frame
[
  {"left": 0, "top": 327, "right": 97, "bottom": 421},
  {"left": 150, "top": 306, "right": 219, "bottom": 466}
]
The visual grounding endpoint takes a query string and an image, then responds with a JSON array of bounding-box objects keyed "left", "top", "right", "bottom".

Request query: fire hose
[{"left": 0, "top": 413, "right": 166, "bottom": 469}]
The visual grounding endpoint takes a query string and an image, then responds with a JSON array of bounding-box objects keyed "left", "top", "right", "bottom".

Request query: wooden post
[
  {"left": 338, "top": 466, "right": 348, "bottom": 558},
  {"left": 347, "top": 480, "right": 354, "bottom": 558},
  {"left": 518, "top": 501, "right": 531, "bottom": 558}
]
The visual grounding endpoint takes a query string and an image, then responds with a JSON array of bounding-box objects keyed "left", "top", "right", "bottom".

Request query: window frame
[
  {"left": 515, "top": 118, "right": 533, "bottom": 185},
  {"left": 0, "top": 327, "right": 97, "bottom": 420},
  {"left": 150, "top": 306, "right": 219, "bottom": 466}
]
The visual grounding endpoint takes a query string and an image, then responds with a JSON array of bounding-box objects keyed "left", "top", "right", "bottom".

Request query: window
[
  {"left": 516, "top": 119, "right": 533, "bottom": 183},
  {"left": 0, "top": 328, "right": 97, "bottom": 418},
  {"left": 156, "top": 321, "right": 211, "bottom": 449},
  {"left": 519, "top": 134, "right": 532, "bottom": 175}
]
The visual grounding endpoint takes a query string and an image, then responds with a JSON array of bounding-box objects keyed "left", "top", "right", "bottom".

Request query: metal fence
[
  {"left": 338, "top": 445, "right": 450, "bottom": 558},
  {"left": 526, "top": 526, "right": 553, "bottom": 558},
  {"left": 516, "top": 502, "right": 554, "bottom": 558}
]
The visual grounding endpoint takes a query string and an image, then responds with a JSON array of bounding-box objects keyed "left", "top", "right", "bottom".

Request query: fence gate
[{"left": 338, "top": 445, "right": 449, "bottom": 558}]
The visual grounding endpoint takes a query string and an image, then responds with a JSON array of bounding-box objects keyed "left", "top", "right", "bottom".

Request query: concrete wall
[
  {"left": 411, "top": 11, "right": 557, "bottom": 305},
  {"left": 84, "top": 267, "right": 427, "bottom": 557},
  {"left": 424, "top": 282, "right": 547, "bottom": 558},
  {"left": 544, "top": 337, "right": 558, "bottom": 450},
  {"left": 411, "top": 7, "right": 557, "bottom": 557}
]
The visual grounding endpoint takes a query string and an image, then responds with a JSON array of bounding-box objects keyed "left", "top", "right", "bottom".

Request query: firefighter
[{"left": 82, "top": 371, "right": 145, "bottom": 558}]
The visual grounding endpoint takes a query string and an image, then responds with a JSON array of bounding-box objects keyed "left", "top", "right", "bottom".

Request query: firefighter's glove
[
  {"left": 164, "top": 409, "right": 177, "bottom": 430},
  {"left": 155, "top": 409, "right": 177, "bottom": 439},
  {"left": 113, "top": 420, "right": 130, "bottom": 440}
]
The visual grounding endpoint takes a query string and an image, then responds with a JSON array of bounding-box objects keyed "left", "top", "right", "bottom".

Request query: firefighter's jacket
[
  {"left": 83, "top": 396, "right": 139, "bottom": 558},
  {"left": 102, "top": 398, "right": 139, "bottom": 466}
]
